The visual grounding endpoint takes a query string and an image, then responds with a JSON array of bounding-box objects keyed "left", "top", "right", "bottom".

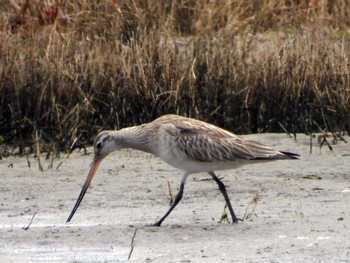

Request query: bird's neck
[{"left": 113, "top": 125, "right": 155, "bottom": 154}]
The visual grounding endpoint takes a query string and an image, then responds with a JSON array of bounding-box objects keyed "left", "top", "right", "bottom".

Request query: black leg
[
  {"left": 152, "top": 174, "right": 188, "bottom": 226},
  {"left": 208, "top": 171, "right": 241, "bottom": 223}
]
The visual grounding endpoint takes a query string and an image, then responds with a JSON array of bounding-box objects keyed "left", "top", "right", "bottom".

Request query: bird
[{"left": 66, "top": 114, "right": 299, "bottom": 226}]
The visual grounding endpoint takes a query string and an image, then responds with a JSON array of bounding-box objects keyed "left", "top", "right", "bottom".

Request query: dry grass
[{"left": 1, "top": 0, "right": 350, "bottom": 155}]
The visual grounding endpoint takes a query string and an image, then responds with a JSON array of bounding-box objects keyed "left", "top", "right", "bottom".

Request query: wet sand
[{"left": 0, "top": 134, "right": 349, "bottom": 262}]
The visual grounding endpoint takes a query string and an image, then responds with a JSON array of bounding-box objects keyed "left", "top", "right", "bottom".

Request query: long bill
[{"left": 66, "top": 157, "right": 102, "bottom": 223}]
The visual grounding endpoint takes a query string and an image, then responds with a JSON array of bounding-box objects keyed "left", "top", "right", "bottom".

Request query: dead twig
[
  {"left": 278, "top": 121, "right": 293, "bottom": 139},
  {"left": 47, "top": 143, "right": 55, "bottom": 170},
  {"left": 127, "top": 227, "right": 138, "bottom": 260},
  {"left": 218, "top": 204, "right": 229, "bottom": 223},
  {"left": 56, "top": 137, "right": 86, "bottom": 170},
  {"left": 22, "top": 212, "right": 37, "bottom": 230},
  {"left": 243, "top": 191, "right": 260, "bottom": 220},
  {"left": 318, "top": 133, "right": 333, "bottom": 151},
  {"left": 166, "top": 180, "right": 173, "bottom": 205},
  {"left": 25, "top": 147, "right": 31, "bottom": 168},
  {"left": 35, "top": 130, "right": 43, "bottom": 172}
]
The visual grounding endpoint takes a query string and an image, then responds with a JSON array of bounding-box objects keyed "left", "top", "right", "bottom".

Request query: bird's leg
[
  {"left": 208, "top": 171, "right": 241, "bottom": 223},
  {"left": 152, "top": 173, "right": 188, "bottom": 226}
]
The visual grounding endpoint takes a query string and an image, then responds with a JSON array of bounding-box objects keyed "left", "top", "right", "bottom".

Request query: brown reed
[{"left": 1, "top": 0, "right": 350, "bottom": 155}]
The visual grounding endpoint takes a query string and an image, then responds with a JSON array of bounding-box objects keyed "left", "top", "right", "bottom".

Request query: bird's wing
[
  {"left": 161, "top": 121, "right": 286, "bottom": 162},
  {"left": 154, "top": 114, "right": 241, "bottom": 139}
]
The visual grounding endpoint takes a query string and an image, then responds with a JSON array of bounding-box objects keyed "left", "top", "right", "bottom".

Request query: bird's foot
[
  {"left": 144, "top": 221, "right": 162, "bottom": 227},
  {"left": 231, "top": 217, "right": 243, "bottom": 224}
]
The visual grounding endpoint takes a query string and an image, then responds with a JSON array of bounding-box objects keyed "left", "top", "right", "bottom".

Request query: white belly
[{"left": 167, "top": 158, "right": 245, "bottom": 174}]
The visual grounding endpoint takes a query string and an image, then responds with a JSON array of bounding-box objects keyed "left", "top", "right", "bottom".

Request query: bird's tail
[{"left": 280, "top": 151, "right": 300, "bottom": 159}]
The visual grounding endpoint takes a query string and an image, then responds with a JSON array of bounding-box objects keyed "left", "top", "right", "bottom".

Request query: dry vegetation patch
[{"left": 1, "top": 0, "right": 350, "bottom": 155}]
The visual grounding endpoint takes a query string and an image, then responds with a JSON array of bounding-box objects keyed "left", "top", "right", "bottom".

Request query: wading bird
[{"left": 66, "top": 114, "right": 298, "bottom": 226}]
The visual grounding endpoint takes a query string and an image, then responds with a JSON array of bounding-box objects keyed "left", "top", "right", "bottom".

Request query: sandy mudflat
[{"left": 0, "top": 133, "right": 349, "bottom": 262}]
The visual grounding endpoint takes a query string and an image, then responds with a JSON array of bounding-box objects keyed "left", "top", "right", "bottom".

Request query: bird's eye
[{"left": 96, "top": 141, "right": 103, "bottom": 149}]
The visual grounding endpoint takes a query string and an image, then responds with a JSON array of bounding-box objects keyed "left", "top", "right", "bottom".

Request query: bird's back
[{"left": 147, "top": 115, "right": 298, "bottom": 173}]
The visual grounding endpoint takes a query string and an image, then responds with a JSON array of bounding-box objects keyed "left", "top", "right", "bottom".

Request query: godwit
[{"left": 66, "top": 114, "right": 298, "bottom": 226}]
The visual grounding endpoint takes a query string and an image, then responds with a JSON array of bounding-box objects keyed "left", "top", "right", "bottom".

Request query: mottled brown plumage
[{"left": 67, "top": 114, "right": 298, "bottom": 226}]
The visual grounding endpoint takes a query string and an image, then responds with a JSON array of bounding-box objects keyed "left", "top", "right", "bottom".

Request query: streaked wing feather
[
  {"left": 173, "top": 128, "right": 281, "bottom": 162},
  {"left": 158, "top": 116, "right": 291, "bottom": 162},
  {"left": 156, "top": 115, "right": 242, "bottom": 140}
]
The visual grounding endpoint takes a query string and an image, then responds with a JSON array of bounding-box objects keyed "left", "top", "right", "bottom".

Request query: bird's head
[
  {"left": 66, "top": 130, "right": 118, "bottom": 223},
  {"left": 93, "top": 131, "right": 116, "bottom": 160}
]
